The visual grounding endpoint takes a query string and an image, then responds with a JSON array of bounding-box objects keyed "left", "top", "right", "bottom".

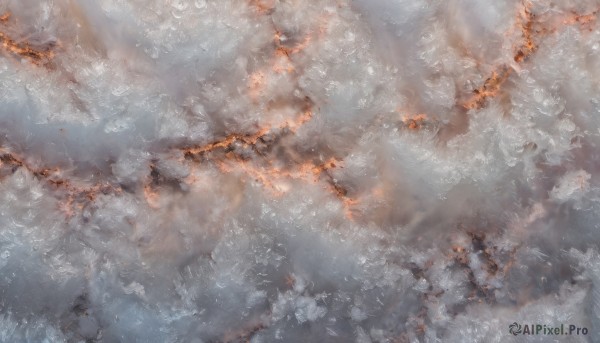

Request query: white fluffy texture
[{"left": 0, "top": 0, "right": 599, "bottom": 342}]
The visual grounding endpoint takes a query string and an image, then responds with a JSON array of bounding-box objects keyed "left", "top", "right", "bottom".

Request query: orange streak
[
  {"left": 0, "top": 13, "right": 55, "bottom": 65},
  {"left": 401, "top": 113, "right": 429, "bottom": 130},
  {"left": 0, "top": 151, "right": 121, "bottom": 218},
  {"left": 462, "top": 2, "right": 599, "bottom": 110},
  {"left": 462, "top": 68, "right": 511, "bottom": 110},
  {"left": 183, "top": 127, "right": 271, "bottom": 157}
]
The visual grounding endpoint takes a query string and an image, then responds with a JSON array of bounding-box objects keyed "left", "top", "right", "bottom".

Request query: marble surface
[{"left": 0, "top": 0, "right": 600, "bottom": 342}]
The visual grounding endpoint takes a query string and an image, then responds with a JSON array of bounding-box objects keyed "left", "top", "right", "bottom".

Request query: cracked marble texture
[{"left": 0, "top": 0, "right": 600, "bottom": 342}]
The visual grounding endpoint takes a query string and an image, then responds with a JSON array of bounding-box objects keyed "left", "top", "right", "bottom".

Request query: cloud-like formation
[{"left": 0, "top": 0, "right": 599, "bottom": 342}]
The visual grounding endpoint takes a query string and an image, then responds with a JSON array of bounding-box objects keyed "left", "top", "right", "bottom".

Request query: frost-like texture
[{"left": 0, "top": 0, "right": 599, "bottom": 342}]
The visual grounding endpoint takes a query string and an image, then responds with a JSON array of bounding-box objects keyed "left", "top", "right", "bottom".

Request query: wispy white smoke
[{"left": 0, "top": 0, "right": 599, "bottom": 342}]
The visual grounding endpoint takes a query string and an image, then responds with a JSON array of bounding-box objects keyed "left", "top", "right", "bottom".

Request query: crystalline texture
[{"left": 0, "top": 0, "right": 599, "bottom": 342}]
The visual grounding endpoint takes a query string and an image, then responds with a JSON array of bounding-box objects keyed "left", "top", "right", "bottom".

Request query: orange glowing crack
[
  {"left": 462, "top": 3, "right": 599, "bottom": 110},
  {"left": 462, "top": 68, "right": 511, "bottom": 110},
  {"left": 233, "top": 157, "right": 358, "bottom": 219},
  {"left": 247, "top": 30, "right": 312, "bottom": 99},
  {"left": 275, "top": 34, "right": 312, "bottom": 56},
  {"left": 461, "top": 2, "right": 532, "bottom": 109},
  {"left": 247, "top": 28, "right": 313, "bottom": 99},
  {"left": 0, "top": 31, "right": 54, "bottom": 64},
  {"left": 0, "top": 151, "right": 121, "bottom": 218},
  {"left": 269, "top": 34, "right": 310, "bottom": 75},
  {"left": 0, "top": 13, "right": 55, "bottom": 65},
  {"left": 181, "top": 117, "right": 358, "bottom": 218},
  {"left": 183, "top": 127, "right": 271, "bottom": 157},
  {"left": 297, "top": 158, "right": 338, "bottom": 181},
  {"left": 217, "top": 157, "right": 339, "bottom": 195},
  {"left": 178, "top": 67, "right": 360, "bottom": 218},
  {"left": 271, "top": 28, "right": 313, "bottom": 72},
  {"left": 513, "top": 3, "right": 538, "bottom": 63},
  {"left": 183, "top": 97, "right": 313, "bottom": 159},
  {"left": 563, "top": 10, "right": 599, "bottom": 30},
  {"left": 283, "top": 108, "right": 313, "bottom": 132},
  {"left": 401, "top": 113, "right": 429, "bottom": 130},
  {"left": 332, "top": 184, "right": 359, "bottom": 220}
]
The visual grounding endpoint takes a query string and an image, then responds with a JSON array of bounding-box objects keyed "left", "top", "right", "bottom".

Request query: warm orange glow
[
  {"left": 183, "top": 126, "right": 271, "bottom": 157},
  {"left": 247, "top": 71, "right": 266, "bottom": 101},
  {"left": 0, "top": 13, "right": 55, "bottom": 65},
  {"left": 274, "top": 30, "right": 312, "bottom": 56},
  {"left": 0, "top": 150, "right": 122, "bottom": 217},
  {"left": 461, "top": 2, "right": 599, "bottom": 110},
  {"left": 248, "top": 0, "right": 275, "bottom": 14},
  {"left": 284, "top": 274, "right": 296, "bottom": 288},
  {"left": 0, "top": 32, "right": 55, "bottom": 64},
  {"left": 513, "top": 2, "right": 538, "bottom": 63},
  {"left": 562, "top": 10, "right": 598, "bottom": 29},
  {"left": 272, "top": 54, "right": 295, "bottom": 74},
  {"left": 0, "top": 12, "right": 11, "bottom": 22},
  {"left": 462, "top": 68, "right": 511, "bottom": 110},
  {"left": 401, "top": 113, "right": 428, "bottom": 130},
  {"left": 282, "top": 109, "right": 313, "bottom": 132},
  {"left": 144, "top": 184, "right": 161, "bottom": 209}
]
